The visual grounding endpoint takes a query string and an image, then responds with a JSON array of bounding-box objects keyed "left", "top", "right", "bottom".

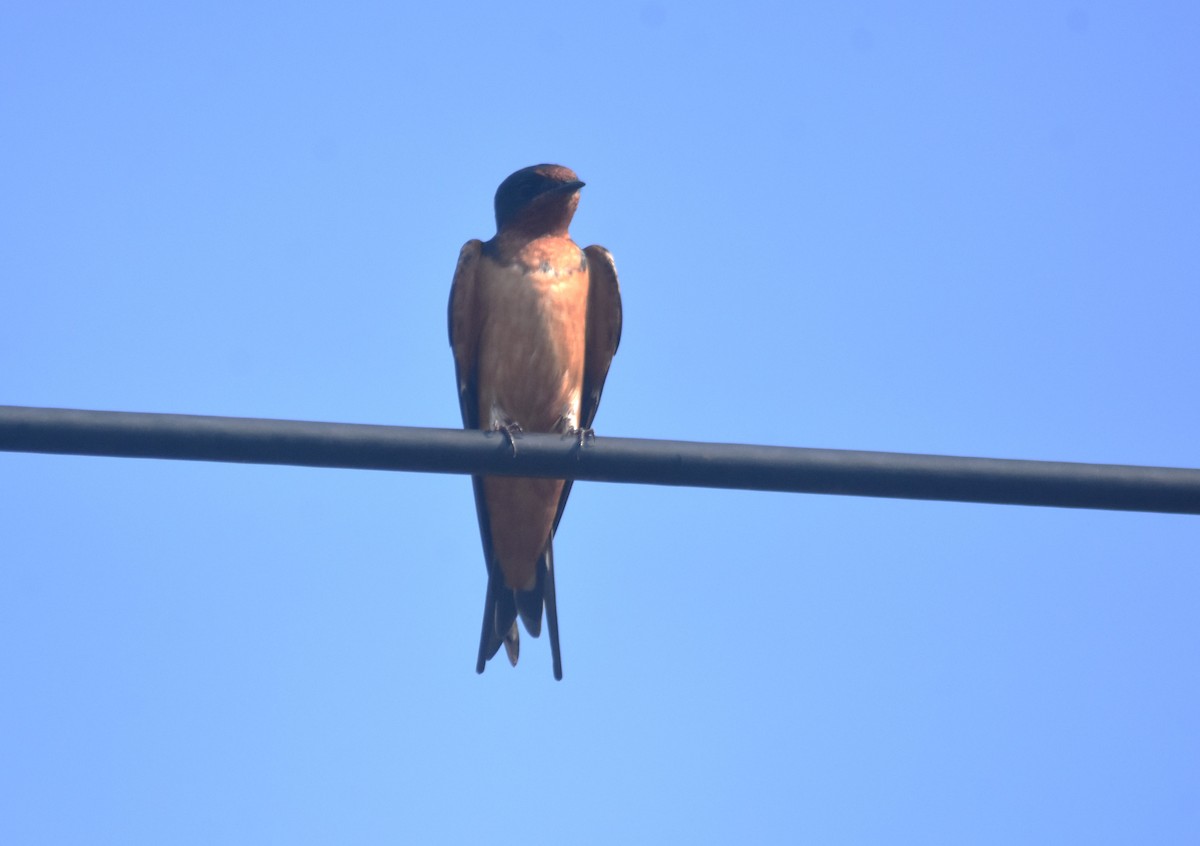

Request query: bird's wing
[
  {"left": 447, "top": 240, "right": 495, "bottom": 561},
  {"left": 550, "top": 244, "right": 623, "bottom": 536},
  {"left": 580, "top": 244, "right": 623, "bottom": 429},
  {"left": 449, "top": 239, "right": 516, "bottom": 667},
  {"left": 534, "top": 244, "right": 622, "bottom": 678},
  {"left": 448, "top": 239, "right": 484, "bottom": 429},
  {"left": 447, "top": 239, "right": 492, "bottom": 560}
]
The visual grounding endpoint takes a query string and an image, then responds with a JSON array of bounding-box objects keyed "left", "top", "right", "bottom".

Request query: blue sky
[{"left": 2, "top": 2, "right": 1198, "bottom": 842}]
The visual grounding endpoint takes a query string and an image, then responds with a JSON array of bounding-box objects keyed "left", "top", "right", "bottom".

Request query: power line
[{"left": 1, "top": 404, "right": 1198, "bottom": 515}]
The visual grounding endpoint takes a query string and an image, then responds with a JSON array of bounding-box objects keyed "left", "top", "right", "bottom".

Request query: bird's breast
[{"left": 477, "top": 239, "right": 590, "bottom": 433}]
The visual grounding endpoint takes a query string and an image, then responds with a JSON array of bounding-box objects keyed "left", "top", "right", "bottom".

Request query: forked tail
[{"left": 476, "top": 541, "right": 562, "bottom": 680}]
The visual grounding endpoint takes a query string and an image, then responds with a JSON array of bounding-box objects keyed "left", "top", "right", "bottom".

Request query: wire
[{"left": 2, "top": 405, "right": 1197, "bottom": 514}]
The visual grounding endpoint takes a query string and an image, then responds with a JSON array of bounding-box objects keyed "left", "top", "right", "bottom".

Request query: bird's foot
[
  {"left": 564, "top": 426, "right": 595, "bottom": 451},
  {"left": 492, "top": 421, "right": 523, "bottom": 456}
]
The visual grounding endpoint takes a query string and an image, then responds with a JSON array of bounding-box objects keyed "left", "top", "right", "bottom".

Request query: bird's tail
[
  {"left": 476, "top": 540, "right": 562, "bottom": 680},
  {"left": 515, "top": 542, "right": 562, "bottom": 680},
  {"left": 476, "top": 564, "right": 518, "bottom": 671}
]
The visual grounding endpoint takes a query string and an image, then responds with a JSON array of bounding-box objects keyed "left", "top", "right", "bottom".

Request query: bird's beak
[{"left": 556, "top": 180, "right": 586, "bottom": 193}]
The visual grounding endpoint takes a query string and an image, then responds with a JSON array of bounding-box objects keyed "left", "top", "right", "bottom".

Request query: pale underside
[{"left": 476, "top": 242, "right": 589, "bottom": 590}]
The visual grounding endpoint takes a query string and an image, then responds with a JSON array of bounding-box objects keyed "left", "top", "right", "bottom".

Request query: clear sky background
[{"left": 2, "top": 2, "right": 1198, "bottom": 843}]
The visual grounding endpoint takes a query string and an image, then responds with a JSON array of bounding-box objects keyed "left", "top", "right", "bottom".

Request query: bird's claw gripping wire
[
  {"left": 493, "top": 421, "right": 523, "bottom": 457},
  {"left": 564, "top": 426, "right": 595, "bottom": 455}
]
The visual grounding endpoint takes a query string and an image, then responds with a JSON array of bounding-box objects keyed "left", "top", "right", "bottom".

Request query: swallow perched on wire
[{"left": 448, "top": 164, "right": 622, "bottom": 680}]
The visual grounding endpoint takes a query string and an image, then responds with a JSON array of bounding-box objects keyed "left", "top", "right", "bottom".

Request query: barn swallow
[{"left": 448, "top": 164, "right": 622, "bottom": 680}]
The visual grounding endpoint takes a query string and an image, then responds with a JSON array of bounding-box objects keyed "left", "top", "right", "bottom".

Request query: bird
[{"left": 448, "top": 164, "right": 622, "bottom": 680}]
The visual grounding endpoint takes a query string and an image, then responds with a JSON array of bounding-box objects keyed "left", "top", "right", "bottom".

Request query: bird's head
[{"left": 493, "top": 164, "right": 585, "bottom": 236}]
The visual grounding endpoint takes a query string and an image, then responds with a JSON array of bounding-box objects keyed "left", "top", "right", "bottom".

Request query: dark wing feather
[
  {"left": 449, "top": 241, "right": 516, "bottom": 668},
  {"left": 448, "top": 239, "right": 484, "bottom": 429},
  {"left": 549, "top": 244, "right": 623, "bottom": 536},
  {"left": 534, "top": 244, "right": 621, "bottom": 679},
  {"left": 580, "top": 244, "right": 623, "bottom": 430},
  {"left": 447, "top": 240, "right": 495, "bottom": 565}
]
